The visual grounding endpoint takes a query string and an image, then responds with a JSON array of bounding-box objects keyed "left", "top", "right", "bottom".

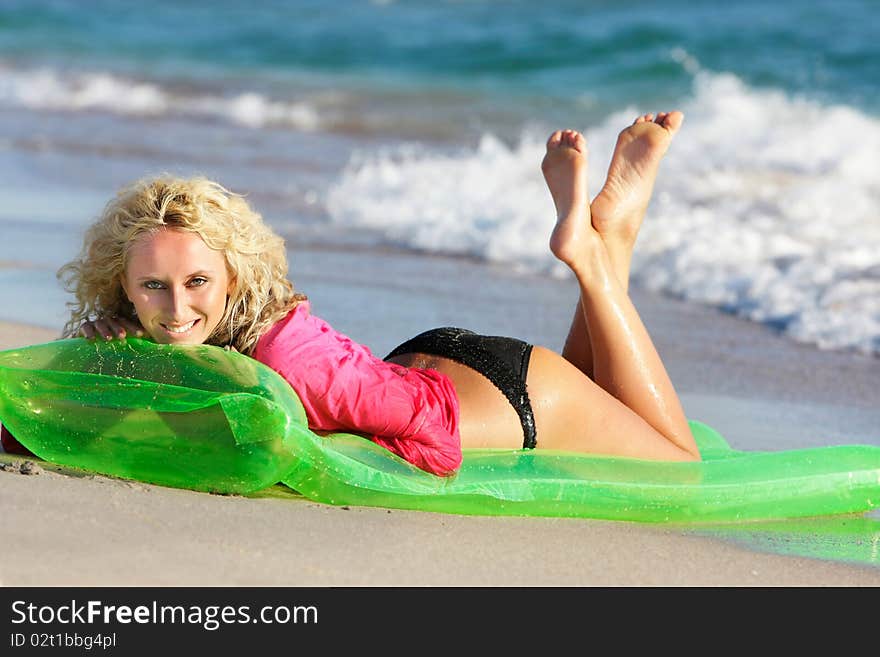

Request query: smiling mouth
[{"left": 161, "top": 319, "right": 199, "bottom": 334}]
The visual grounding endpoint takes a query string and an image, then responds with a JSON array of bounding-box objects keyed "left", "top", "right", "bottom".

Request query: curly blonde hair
[{"left": 57, "top": 176, "right": 306, "bottom": 354}]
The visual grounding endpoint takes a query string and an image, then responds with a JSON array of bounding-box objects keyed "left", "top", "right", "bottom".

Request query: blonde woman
[{"left": 42, "top": 111, "right": 698, "bottom": 475}]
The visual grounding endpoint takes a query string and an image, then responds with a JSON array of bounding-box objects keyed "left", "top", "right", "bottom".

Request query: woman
[{"left": 55, "top": 111, "right": 699, "bottom": 475}]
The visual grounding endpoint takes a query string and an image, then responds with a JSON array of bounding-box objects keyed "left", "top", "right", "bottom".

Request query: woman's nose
[{"left": 166, "top": 287, "right": 189, "bottom": 317}]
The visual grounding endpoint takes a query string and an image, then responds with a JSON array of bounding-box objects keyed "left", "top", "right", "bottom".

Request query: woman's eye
[
  {"left": 144, "top": 281, "right": 164, "bottom": 290},
  {"left": 188, "top": 277, "right": 208, "bottom": 287}
]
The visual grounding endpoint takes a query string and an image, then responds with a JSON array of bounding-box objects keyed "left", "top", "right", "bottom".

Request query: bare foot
[
  {"left": 541, "top": 129, "right": 596, "bottom": 267},
  {"left": 591, "top": 111, "right": 683, "bottom": 246}
]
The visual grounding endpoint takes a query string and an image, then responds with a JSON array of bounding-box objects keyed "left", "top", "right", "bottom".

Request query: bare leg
[
  {"left": 539, "top": 128, "right": 697, "bottom": 458},
  {"left": 556, "top": 112, "right": 684, "bottom": 379}
]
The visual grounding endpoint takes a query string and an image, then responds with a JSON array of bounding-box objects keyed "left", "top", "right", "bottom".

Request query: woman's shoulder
[
  {"left": 255, "top": 300, "right": 340, "bottom": 355},
  {"left": 279, "top": 298, "right": 312, "bottom": 323},
  {"left": 259, "top": 300, "right": 311, "bottom": 339}
]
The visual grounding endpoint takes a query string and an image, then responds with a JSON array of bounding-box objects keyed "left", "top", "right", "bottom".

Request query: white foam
[
  {"left": 0, "top": 64, "right": 324, "bottom": 131},
  {"left": 327, "top": 68, "right": 880, "bottom": 355},
  {"left": 327, "top": 135, "right": 560, "bottom": 272}
]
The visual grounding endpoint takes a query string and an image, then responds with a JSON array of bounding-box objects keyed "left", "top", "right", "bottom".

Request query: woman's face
[{"left": 122, "top": 228, "right": 234, "bottom": 345}]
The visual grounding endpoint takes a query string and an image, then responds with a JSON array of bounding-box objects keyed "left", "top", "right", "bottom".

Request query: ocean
[{"left": 0, "top": 0, "right": 878, "bottom": 356}]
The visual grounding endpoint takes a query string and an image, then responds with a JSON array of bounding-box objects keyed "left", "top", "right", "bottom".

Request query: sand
[{"left": 1, "top": 316, "right": 879, "bottom": 587}]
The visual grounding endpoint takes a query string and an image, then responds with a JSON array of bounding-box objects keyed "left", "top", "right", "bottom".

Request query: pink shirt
[{"left": 253, "top": 302, "right": 462, "bottom": 476}]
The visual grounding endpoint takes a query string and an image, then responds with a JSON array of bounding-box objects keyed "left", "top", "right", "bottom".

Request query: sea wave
[
  {"left": 0, "top": 62, "right": 521, "bottom": 140},
  {"left": 4, "top": 58, "right": 878, "bottom": 356},
  {"left": 0, "top": 64, "right": 325, "bottom": 131},
  {"left": 326, "top": 69, "right": 880, "bottom": 355}
]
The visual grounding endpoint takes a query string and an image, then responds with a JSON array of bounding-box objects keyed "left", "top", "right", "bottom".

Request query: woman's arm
[{"left": 254, "top": 309, "right": 462, "bottom": 476}]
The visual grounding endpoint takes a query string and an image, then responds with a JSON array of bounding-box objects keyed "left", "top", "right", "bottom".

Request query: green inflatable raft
[{"left": 1, "top": 338, "right": 878, "bottom": 523}]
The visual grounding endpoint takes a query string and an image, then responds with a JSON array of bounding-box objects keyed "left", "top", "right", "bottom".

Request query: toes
[
  {"left": 664, "top": 110, "right": 684, "bottom": 133},
  {"left": 634, "top": 110, "right": 684, "bottom": 133},
  {"left": 547, "top": 130, "right": 587, "bottom": 158},
  {"left": 562, "top": 129, "right": 585, "bottom": 152},
  {"left": 546, "top": 130, "right": 564, "bottom": 149},
  {"left": 546, "top": 129, "right": 586, "bottom": 154}
]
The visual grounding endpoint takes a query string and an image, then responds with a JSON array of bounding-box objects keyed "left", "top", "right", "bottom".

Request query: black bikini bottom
[{"left": 384, "top": 327, "right": 537, "bottom": 449}]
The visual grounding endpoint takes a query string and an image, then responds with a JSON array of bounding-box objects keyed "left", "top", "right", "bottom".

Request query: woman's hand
[{"left": 79, "top": 316, "right": 146, "bottom": 340}]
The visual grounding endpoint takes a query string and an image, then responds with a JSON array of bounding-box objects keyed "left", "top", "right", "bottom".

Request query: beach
[
  {"left": 1, "top": 0, "right": 879, "bottom": 588},
  {"left": 2, "top": 250, "right": 879, "bottom": 586}
]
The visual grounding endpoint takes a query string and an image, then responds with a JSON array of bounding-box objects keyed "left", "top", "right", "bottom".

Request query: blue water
[
  {"left": 1, "top": 0, "right": 879, "bottom": 354},
  {"left": 2, "top": 0, "right": 876, "bottom": 121},
  {"left": 3, "top": 1, "right": 876, "bottom": 95}
]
